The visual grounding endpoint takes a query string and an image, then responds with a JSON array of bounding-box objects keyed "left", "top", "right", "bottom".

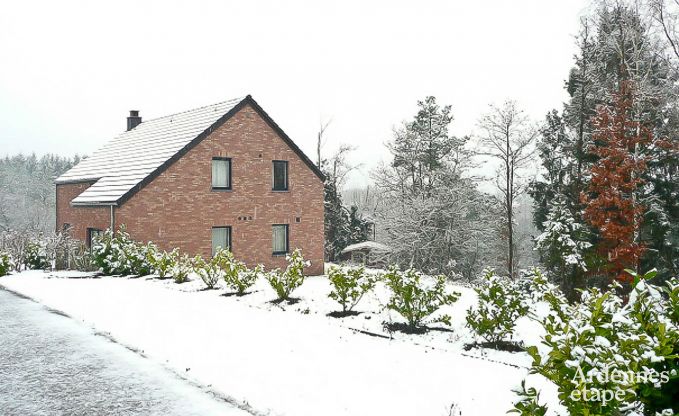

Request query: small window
[
  {"left": 272, "top": 224, "right": 289, "bottom": 255},
  {"left": 87, "top": 228, "right": 103, "bottom": 249},
  {"left": 272, "top": 160, "right": 288, "bottom": 191},
  {"left": 212, "top": 158, "right": 231, "bottom": 190},
  {"left": 211, "top": 226, "right": 231, "bottom": 256}
]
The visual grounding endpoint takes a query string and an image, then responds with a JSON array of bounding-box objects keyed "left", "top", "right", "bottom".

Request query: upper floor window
[
  {"left": 272, "top": 160, "right": 288, "bottom": 191},
  {"left": 212, "top": 226, "right": 231, "bottom": 257},
  {"left": 212, "top": 157, "right": 231, "bottom": 190}
]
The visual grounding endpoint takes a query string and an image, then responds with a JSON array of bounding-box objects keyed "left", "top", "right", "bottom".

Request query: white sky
[{"left": 0, "top": 0, "right": 591, "bottom": 188}]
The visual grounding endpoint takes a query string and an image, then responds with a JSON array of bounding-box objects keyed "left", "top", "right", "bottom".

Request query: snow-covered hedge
[
  {"left": 0, "top": 230, "right": 96, "bottom": 272},
  {"left": 220, "top": 250, "right": 261, "bottom": 296},
  {"left": 0, "top": 251, "right": 12, "bottom": 276},
  {"left": 266, "top": 249, "right": 309, "bottom": 301},
  {"left": 91, "top": 227, "right": 156, "bottom": 276},
  {"left": 382, "top": 266, "right": 460, "bottom": 332},
  {"left": 24, "top": 241, "right": 50, "bottom": 270},
  {"left": 170, "top": 253, "right": 192, "bottom": 284},
  {"left": 524, "top": 270, "right": 679, "bottom": 415},
  {"left": 327, "top": 265, "right": 376, "bottom": 315},
  {"left": 192, "top": 250, "right": 227, "bottom": 289},
  {"left": 150, "top": 249, "right": 179, "bottom": 280},
  {"left": 466, "top": 268, "right": 530, "bottom": 346}
]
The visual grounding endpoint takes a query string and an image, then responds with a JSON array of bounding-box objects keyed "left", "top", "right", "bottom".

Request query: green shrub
[
  {"left": 219, "top": 250, "right": 260, "bottom": 295},
  {"left": 508, "top": 380, "right": 548, "bottom": 416},
  {"left": 24, "top": 241, "right": 50, "bottom": 270},
  {"left": 626, "top": 273, "right": 679, "bottom": 414},
  {"left": 171, "top": 254, "right": 192, "bottom": 284},
  {"left": 152, "top": 249, "right": 178, "bottom": 279},
  {"left": 265, "top": 249, "right": 308, "bottom": 301},
  {"left": 525, "top": 270, "right": 679, "bottom": 416},
  {"left": 91, "top": 226, "right": 155, "bottom": 276},
  {"left": 466, "top": 268, "right": 530, "bottom": 345},
  {"left": 0, "top": 252, "right": 11, "bottom": 276},
  {"left": 382, "top": 266, "right": 460, "bottom": 331},
  {"left": 125, "top": 241, "right": 156, "bottom": 276},
  {"left": 327, "top": 266, "right": 376, "bottom": 314},
  {"left": 192, "top": 250, "right": 227, "bottom": 289}
]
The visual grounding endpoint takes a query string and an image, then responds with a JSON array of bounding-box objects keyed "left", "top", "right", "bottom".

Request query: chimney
[{"left": 127, "top": 110, "right": 142, "bottom": 131}]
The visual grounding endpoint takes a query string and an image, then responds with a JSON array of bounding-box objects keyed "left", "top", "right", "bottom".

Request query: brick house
[{"left": 55, "top": 95, "right": 325, "bottom": 275}]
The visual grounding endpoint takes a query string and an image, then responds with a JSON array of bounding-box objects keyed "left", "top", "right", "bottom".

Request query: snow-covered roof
[
  {"left": 56, "top": 97, "right": 246, "bottom": 205},
  {"left": 340, "top": 241, "right": 391, "bottom": 254}
]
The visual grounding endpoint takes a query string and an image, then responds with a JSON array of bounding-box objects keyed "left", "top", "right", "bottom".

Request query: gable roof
[{"left": 56, "top": 95, "right": 325, "bottom": 206}]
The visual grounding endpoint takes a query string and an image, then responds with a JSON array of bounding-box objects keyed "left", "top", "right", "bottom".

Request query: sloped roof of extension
[
  {"left": 340, "top": 241, "right": 391, "bottom": 254},
  {"left": 56, "top": 95, "right": 324, "bottom": 206}
]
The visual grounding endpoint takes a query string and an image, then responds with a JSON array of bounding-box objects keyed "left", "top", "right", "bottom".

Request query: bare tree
[
  {"left": 478, "top": 101, "right": 538, "bottom": 278},
  {"left": 327, "top": 144, "right": 361, "bottom": 189},
  {"left": 316, "top": 118, "right": 332, "bottom": 168},
  {"left": 649, "top": 0, "right": 679, "bottom": 62}
]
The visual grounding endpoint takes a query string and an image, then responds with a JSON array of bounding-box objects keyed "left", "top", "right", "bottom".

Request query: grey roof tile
[{"left": 56, "top": 97, "right": 245, "bottom": 205}]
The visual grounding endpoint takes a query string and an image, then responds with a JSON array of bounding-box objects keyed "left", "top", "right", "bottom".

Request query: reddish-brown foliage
[{"left": 581, "top": 81, "right": 650, "bottom": 283}]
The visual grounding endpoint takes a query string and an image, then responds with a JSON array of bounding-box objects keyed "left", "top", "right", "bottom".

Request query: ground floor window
[
  {"left": 87, "top": 228, "right": 103, "bottom": 249},
  {"left": 272, "top": 224, "right": 289, "bottom": 255},
  {"left": 211, "top": 226, "right": 231, "bottom": 256}
]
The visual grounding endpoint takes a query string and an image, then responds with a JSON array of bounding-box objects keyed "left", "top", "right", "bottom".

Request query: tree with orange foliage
[{"left": 581, "top": 81, "right": 651, "bottom": 283}]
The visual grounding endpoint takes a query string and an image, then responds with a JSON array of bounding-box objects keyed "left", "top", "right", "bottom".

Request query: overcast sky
[{"left": 0, "top": 0, "right": 591, "bottom": 188}]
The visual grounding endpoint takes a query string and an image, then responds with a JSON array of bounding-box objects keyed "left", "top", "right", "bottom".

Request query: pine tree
[
  {"left": 535, "top": 196, "right": 592, "bottom": 294},
  {"left": 323, "top": 177, "right": 350, "bottom": 261},
  {"left": 581, "top": 81, "right": 650, "bottom": 283}
]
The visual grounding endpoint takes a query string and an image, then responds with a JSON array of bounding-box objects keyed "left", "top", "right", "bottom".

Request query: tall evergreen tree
[
  {"left": 533, "top": 1, "right": 679, "bottom": 283},
  {"left": 535, "top": 196, "right": 592, "bottom": 296}
]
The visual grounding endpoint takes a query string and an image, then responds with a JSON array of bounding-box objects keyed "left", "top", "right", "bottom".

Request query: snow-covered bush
[
  {"left": 625, "top": 272, "right": 679, "bottom": 414},
  {"left": 126, "top": 241, "right": 156, "bottom": 276},
  {"left": 508, "top": 380, "right": 548, "bottom": 416},
  {"left": 327, "top": 265, "right": 376, "bottom": 314},
  {"left": 0, "top": 251, "right": 12, "bottom": 276},
  {"left": 0, "top": 230, "right": 31, "bottom": 272},
  {"left": 192, "top": 250, "right": 227, "bottom": 289},
  {"left": 232, "top": 264, "right": 262, "bottom": 295},
  {"left": 91, "top": 227, "right": 155, "bottom": 276},
  {"left": 265, "top": 249, "right": 309, "bottom": 301},
  {"left": 668, "top": 277, "right": 679, "bottom": 325},
  {"left": 525, "top": 270, "right": 679, "bottom": 415},
  {"left": 24, "top": 241, "right": 49, "bottom": 270},
  {"left": 466, "top": 268, "right": 529, "bottom": 346},
  {"left": 382, "top": 266, "right": 460, "bottom": 332},
  {"left": 151, "top": 249, "right": 178, "bottom": 279},
  {"left": 171, "top": 254, "right": 191, "bottom": 284},
  {"left": 219, "top": 250, "right": 260, "bottom": 295}
]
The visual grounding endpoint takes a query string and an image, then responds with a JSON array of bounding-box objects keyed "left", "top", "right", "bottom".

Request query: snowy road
[{"left": 0, "top": 288, "right": 247, "bottom": 416}]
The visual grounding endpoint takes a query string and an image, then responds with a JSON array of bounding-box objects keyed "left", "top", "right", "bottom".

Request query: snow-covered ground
[{"left": 0, "top": 270, "right": 562, "bottom": 416}]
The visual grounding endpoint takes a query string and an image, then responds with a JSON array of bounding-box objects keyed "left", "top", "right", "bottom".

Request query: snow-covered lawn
[{"left": 0, "top": 270, "right": 560, "bottom": 416}]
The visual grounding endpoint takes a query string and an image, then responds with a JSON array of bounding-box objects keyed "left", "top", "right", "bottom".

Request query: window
[
  {"left": 272, "top": 160, "right": 288, "bottom": 191},
  {"left": 87, "top": 228, "right": 103, "bottom": 249},
  {"left": 211, "top": 226, "right": 231, "bottom": 256},
  {"left": 272, "top": 224, "right": 289, "bottom": 255},
  {"left": 212, "top": 157, "right": 231, "bottom": 190},
  {"left": 62, "top": 223, "right": 71, "bottom": 232}
]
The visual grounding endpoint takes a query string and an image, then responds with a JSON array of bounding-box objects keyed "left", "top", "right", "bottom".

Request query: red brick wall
[
  {"left": 107, "top": 103, "right": 326, "bottom": 275},
  {"left": 56, "top": 182, "right": 111, "bottom": 241}
]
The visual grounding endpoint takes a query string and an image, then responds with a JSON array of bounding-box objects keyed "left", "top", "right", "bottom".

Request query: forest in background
[
  {"left": 326, "top": 0, "right": 679, "bottom": 294},
  {"left": 0, "top": 154, "right": 79, "bottom": 233}
]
